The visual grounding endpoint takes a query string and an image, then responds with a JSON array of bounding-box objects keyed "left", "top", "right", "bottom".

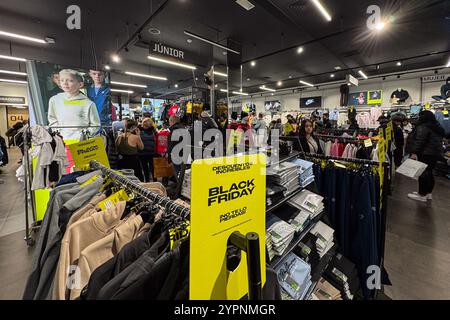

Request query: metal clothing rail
[
  {"left": 90, "top": 160, "right": 190, "bottom": 218},
  {"left": 314, "top": 134, "right": 378, "bottom": 142},
  {"left": 299, "top": 152, "right": 389, "bottom": 167}
]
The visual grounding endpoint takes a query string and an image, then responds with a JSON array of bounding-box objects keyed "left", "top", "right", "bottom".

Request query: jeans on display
[
  {"left": 324, "top": 168, "right": 337, "bottom": 229},
  {"left": 336, "top": 169, "right": 350, "bottom": 256},
  {"left": 418, "top": 154, "right": 438, "bottom": 196},
  {"left": 138, "top": 155, "right": 155, "bottom": 182}
]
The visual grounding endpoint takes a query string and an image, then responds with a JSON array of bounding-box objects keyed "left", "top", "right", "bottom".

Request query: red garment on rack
[
  {"left": 338, "top": 143, "right": 346, "bottom": 157},
  {"left": 156, "top": 129, "right": 170, "bottom": 154},
  {"left": 168, "top": 104, "right": 180, "bottom": 117}
]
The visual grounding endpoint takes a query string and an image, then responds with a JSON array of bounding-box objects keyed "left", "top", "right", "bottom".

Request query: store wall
[
  {"left": 0, "top": 82, "right": 29, "bottom": 139},
  {"left": 236, "top": 70, "right": 448, "bottom": 115}
]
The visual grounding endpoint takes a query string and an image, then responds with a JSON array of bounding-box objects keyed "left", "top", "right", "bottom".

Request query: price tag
[{"left": 364, "top": 139, "right": 373, "bottom": 148}]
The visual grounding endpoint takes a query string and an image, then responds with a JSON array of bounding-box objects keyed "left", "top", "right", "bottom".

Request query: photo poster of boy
[
  {"left": 349, "top": 91, "right": 368, "bottom": 106},
  {"left": 33, "top": 62, "right": 112, "bottom": 140}
]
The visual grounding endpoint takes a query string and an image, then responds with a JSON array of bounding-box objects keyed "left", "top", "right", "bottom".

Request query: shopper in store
[
  {"left": 138, "top": 118, "right": 157, "bottom": 182},
  {"left": 392, "top": 116, "right": 405, "bottom": 168},
  {"left": 116, "top": 119, "right": 144, "bottom": 181},
  {"left": 299, "top": 119, "right": 323, "bottom": 155},
  {"left": 322, "top": 112, "right": 333, "bottom": 129},
  {"left": 406, "top": 110, "right": 445, "bottom": 202},
  {"left": 167, "top": 115, "right": 186, "bottom": 176},
  {"left": 284, "top": 117, "right": 296, "bottom": 136},
  {"left": 252, "top": 113, "right": 268, "bottom": 148}
]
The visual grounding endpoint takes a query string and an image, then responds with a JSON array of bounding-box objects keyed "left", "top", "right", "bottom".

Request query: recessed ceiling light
[
  {"left": 146, "top": 92, "right": 150, "bottom": 96},
  {"left": 148, "top": 54, "right": 196, "bottom": 70},
  {"left": 187, "top": 38, "right": 192, "bottom": 43},
  {"left": 330, "top": 74, "right": 335, "bottom": 78},
  {"left": 277, "top": 81, "right": 282, "bottom": 86},
  {"left": 215, "top": 84, "right": 218, "bottom": 88},
  {"left": 104, "top": 65, "right": 111, "bottom": 70},
  {"left": 111, "top": 54, "right": 121, "bottom": 63},
  {"left": 125, "top": 71, "right": 167, "bottom": 81},
  {"left": 297, "top": 47, "right": 304, "bottom": 54},
  {"left": 375, "top": 22, "right": 386, "bottom": 31},
  {"left": 310, "top": 0, "right": 332, "bottom": 22},
  {"left": 271, "top": 93, "right": 274, "bottom": 96},
  {"left": 288, "top": 75, "right": 293, "bottom": 79},
  {"left": 334, "top": 66, "right": 342, "bottom": 70},
  {"left": 396, "top": 61, "right": 402, "bottom": 67},
  {"left": 0, "top": 69, "right": 27, "bottom": 76},
  {"left": 195, "top": 77, "right": 198, "bottom": 81},
  {"left": 247, "top": 78, "right": 251, "bottom": 81},
  {"left": 111, "top": 81, "right": 147, "bottom": 88},
  {"left": 0, "top": 54, "right": 26, "bottom": 62},
  {"left": 0, "top": 30, "right": 46, "bottom": 44},
  {"left": 148, "top": 27, "right": 161, "bottom": 35},
  {"left": 222, "top": 51, "right": 227, "bottom": 55},
  {"left": 174, "top": 84, "right": 179, "bottom": 88},
  {"left": 250, "top": 61, "right": 256, "bottom": 67}
]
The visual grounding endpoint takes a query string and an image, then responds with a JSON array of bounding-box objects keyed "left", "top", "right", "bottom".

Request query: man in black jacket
[
  {"left": 167, "top": 115, "right": 187, "bottom": 177},
  {"left": 406, "top": 111, "right": 445, "bottom": 202}
]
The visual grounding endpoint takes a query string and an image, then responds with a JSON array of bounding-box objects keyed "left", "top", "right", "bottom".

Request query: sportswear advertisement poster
[
  {"left": 349, "top": 90, "right": 382, "bottom": 106},
  {"left": 265, "top": 100, "right": 281, "bottom": 112},
  {"left": 27, "top": 61, "right": 113, "bottom": 141},
  {"left": 300, "top": 96, "right": 322, "bottom": 108}
]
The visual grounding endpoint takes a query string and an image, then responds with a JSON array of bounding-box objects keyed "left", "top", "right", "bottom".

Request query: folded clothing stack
[
  {"left": 266, "top": 231, "right": 275, "bottom": 262},
  {"left": 294, "top": 233, "right": 322, "bottom": 272},
  {"left": 276, "top": 253, "right": 312, "bottom": 300},
  {"left": 266, "top": 183, "right": 287, "bottom": 207},
  {"left": 310, "top": 221, "right": 335, "bottom": 258},
  {"left": 267, "top": 162, "right": 301, "bottom": 195},
  {"left": 313, "top": 278, "right": 342, "bottom": 300},
  {"left": 181, "top": 169, "right": 191, "bottom": 199},
  {"left": 267, "top": 213, "right": 296, "bottom": 257},
  {"left": 272, "top": 203, "right": 311, "bottom": 233},
  {"left": 323, "top": 253, "right": 362, "bottom": 300},
  {"left": 288, "top": 189, "right": 324, "bottom": 220},
  {"left": 290, "top": 158, "right": 315, "bottom": 188}
]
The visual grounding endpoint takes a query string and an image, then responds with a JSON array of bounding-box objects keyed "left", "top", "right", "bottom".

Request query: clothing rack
[
  {"left": 90, "top": 160, "right": 263, "bottom": 300},
  {"left": 314, "top": 134, "right": 378, "bottom": 142},
  {"left": 299, "top": 152, "right": 389, "bottom": 167}
]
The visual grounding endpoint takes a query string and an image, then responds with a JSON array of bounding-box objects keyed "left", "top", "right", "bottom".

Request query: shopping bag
[
  {"left": 153, "top": 157, "right": 174, "bottom": 178},
  {"left": 396, "top": 158, "right": 428, "bottom": 180}
]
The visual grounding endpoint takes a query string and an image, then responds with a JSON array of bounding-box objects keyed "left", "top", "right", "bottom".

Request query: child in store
[{"left": 47, "top": 69, "right": 101, "bottom": 140}]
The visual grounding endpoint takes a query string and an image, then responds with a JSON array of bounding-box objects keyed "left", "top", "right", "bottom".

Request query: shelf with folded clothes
[
  {"left": 268, "top": 210, "right": 325, "bottom": 269},
  {"left": 303, "top": 244, "right": 337, "bottom": 300}
]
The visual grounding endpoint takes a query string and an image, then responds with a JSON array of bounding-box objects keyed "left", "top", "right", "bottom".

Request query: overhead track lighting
[
  {"left": 111, "top": 89, "right": 134, "bottom": 94},
  {"left": 259, "top": 86, "right": 276, "bottom": 92},
  {"left": 358, "top": 70, "right": 369, "bottom": 79},
  {"left": 0, "top": 78, "right": 28, "bottom": 84},
  {"left": 299, "top": 80, "right": 314, "bottom": 87},
  {"left": 213, "top": 71, "right": 228, "bottom": 77},
  {"left": 0, "top": 70, "right": 27, "bottom": 76},
  {"left": 148, "top": 54, "right": 196, "bottom": 70},
  {"left": 220, "top": 89, "right": 228, "bottom": 93},
  {"left": 0, "top": 54, "right": 26, "bottom": 62},
  {"left": 104, "top": 65, "right": 111, "bottom": 70},
  {"left": 111, "top": 81, "right": 147, "bottom": 88},
  {"left": 277, "top": 81, "right": 283, "bottom": 86},
  {"left": 310, "top": 0, "right": 332, "bottom": 22},
  {"left": 250, "top": 61, "right": 256, "bottom": 67},
  {"left": 0, "top": 30, "right": 46, "bottom": 44},
  {"left": 297, "top": 47, "right": 304, "bottom": 54},
  {"left": 232, "top": 91, "right": 249, "bottom": 96},
  {"left": 183, "top": 30, "right": 240, "bottom": 54},
  {"left": 330, "top": 74, "right": 335, "bottom": 78},
  {"left": 125, "top": 71, "right": 167, "bottom": 81},
  {"left": 396, "top": 61, "right": 402, "bottom": 67}
]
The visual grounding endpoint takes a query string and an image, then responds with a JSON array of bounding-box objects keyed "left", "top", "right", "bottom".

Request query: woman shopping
[
  {"left": 138, "top": 118, "right": 157, "bottom": 182},
  {"left": 406, "top": 110, "right": 445, "bottom": 202},
  {"left": 116, "top": 120, "right": 145, "bottom": 181},
  {"left": 298, "top": 119, "right": 323, "bottom": 155}
]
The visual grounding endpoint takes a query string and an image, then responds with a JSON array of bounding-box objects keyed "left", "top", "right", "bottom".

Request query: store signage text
[
  {"left": 347, "top": 74, "right": 359, "bottom": 87},
  {"left": 0, "top": 96, "right": 26, "bottom": 104},
  {"left": 422, "top": 74, "right": 449, "bottom": 83},
  {"left": 66, "top": 5, "right": 81, "bottom": 30},
  {"left": 366, "top": 5, "right": 382, "bottom": 31},
  {"left": 152, "top": 42, "right": 185, "bottom": 60},
  {"left": 208, "top": 179, "right": 255, "bottom": 206}
]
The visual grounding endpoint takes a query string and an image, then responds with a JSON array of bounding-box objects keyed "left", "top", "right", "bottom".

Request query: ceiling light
[
  {"left": 148, "top": 54, "right": 196, "bottom": 70},
  {"left": 213, "top": 71, "right": 228, "bottom": 77},
  {"left": 247, "top": 78, "right": 251, "bottom": 81},
  {"left": 111, "top": 89, "right": 133, "bottom": 94},
  {"left": 0, "top": 78, "right": 28, "bottom": 84},
  {"left": 125, "top": 71, "right": 167, "bottom": 81},
  {"left": 232, "top": 91, "right": 249, "bottom": 96},
  {"left": 104, "top": 65, "right": 111, "bottom": 70},
  {"left": 148, "top": 28, "right": 161, "bottom": 35},
  {"left": 187, "top": 38, "right": 193, "bottom": 43},
  {"left": 347, "top": 83, "right": 351, "bottom": 86},
  {"left": 0, "top": 30, "right": 46, "bottom": 44},
  {"left": 174, "top": 84, "right": 179, "bottom": 88},
  {"left": 446, "top": 59, "right": 450, "bottom": 68},
  {"left": 222, "top": 51, "right": 227, "bottom": 55},
  {"left": 215, "top": 84, "right": 218, "bottom": 88},
  {"left": 0, "top": 54, "right": 26, "bottom": 62},
  {"left": 250, "top": 61, "right": 256, "bottom": 67},
  {"left": 146, "top": 92, "right": 150, "bottom": 96},
  {"left": 184, "top": 30, "right": 240, "bottom": 54},
  {"left": 259, "top": 86, "right": 276, "bottom": 92},
  {"left": 299, "top": 80, "right": 314, "bottom": 87},
  {"left": 220, "top": 89, "right": 228, "bottom": 93},
  {"left": 297, "top": 47, "right": 304, "bottom": 54},
  {"left": 396, "top": 61, "right": 402, "bottom": 67},
  {"left": 288, "top": 75, "right": 293, "bottom": 79},
  {"left": 277, "top": 81, "right": 282, "bottom": 86},
  {"left": 111, "top": 54, "right": 121, "bottom": 63},
  {"left": 358, "top": 70, "right": 369, "bottom": 79},
  {"left": 0, "top": 69, "right": 27, "bottom": 76},
  {"left": 375, "top": 22, "right": 385, "bottom": 31},
  {"left": 330, "top": 74, "right": 335, "bottom": 78},
  {"left": 236, "top": 0, "right": 255, "bottom": 11},
  {"left": 195, "top": 77, "right": 198, "bottom": 81},
  {"left": 111, "top": 81, "right": 147, "bottom": 88},
  {"left": 271, "top": 93, "right": 274, "bottom": 96},
  {"left": 310, "top": 0, "right": 332, "bottom": 22}
]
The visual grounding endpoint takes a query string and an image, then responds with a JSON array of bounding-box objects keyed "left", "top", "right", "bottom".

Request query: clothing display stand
[{"left": 90, "top": 160, "right": 263, "bottom": 300}]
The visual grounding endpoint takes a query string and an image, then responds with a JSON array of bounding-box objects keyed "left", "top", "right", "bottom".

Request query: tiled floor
[{"left": 0, "top": 148, "right": 449, "bottom": 299}]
